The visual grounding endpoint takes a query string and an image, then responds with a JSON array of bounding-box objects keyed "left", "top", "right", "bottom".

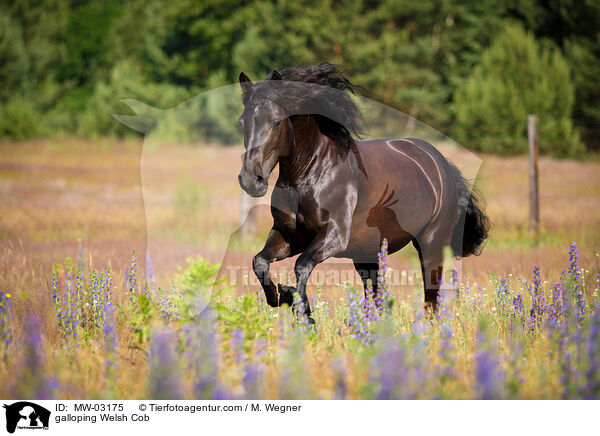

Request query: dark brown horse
[{"left": 237, "top": 63, "right": 488, "bottom": 322}]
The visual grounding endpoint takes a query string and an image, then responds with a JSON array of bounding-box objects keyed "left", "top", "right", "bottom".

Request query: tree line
[{"left": 1, "top": 0, "right": 599, "bottom": 157}]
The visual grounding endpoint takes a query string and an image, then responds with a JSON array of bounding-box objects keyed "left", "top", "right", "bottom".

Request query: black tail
[{"left": 449, "top": 163, "right": 490, "bottom": 257}]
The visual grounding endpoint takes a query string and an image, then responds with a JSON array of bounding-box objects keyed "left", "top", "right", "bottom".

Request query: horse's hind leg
[
  {"left": 253, "top": 228, "right": 293, "bottom": 307},
  {"left": 413, "top": 238, "right": 446, "bottom": 312},
  {"left": 353, "top": 260, "right": 379, "bottom": 302}
]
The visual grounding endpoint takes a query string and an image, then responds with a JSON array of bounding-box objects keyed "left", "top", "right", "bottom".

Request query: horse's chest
[{"left": 277, "top": 202, "right": 319, "bottom": 238}]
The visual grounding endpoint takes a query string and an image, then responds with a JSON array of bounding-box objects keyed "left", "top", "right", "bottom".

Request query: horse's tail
[{"left": 449, "top": 163, "right": 489, "bottom": 257}]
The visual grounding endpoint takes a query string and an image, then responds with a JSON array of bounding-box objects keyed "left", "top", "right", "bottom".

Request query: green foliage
[
  {"left": 0, "top": 95, "right": 42, "bottom": 139},
  {"left": 78, "top": 61, "right": 189, "bottom": 137},
  {"left": 1, "top": 0, "right": 599, "bottom": 155},
  {"left": 173, "top": 256, "right": 224, "bottom": 320},
  {"left": 56, "top": 0, "right": 121, "bottom": 85},
  {"left": 453, "top": 22, "right": 583, "bottom": 157},
  {"left": 214, "top": 293, "right": 273, "bottom": 343},
  {"left": 564, "top": 36, "right": 600, "bottom": 151},
  {"left": 128, "top": 294, "right": 158, "bottom": 346},
  {"left": 0, "top": 10, "right": 28, "bottom": 101}
]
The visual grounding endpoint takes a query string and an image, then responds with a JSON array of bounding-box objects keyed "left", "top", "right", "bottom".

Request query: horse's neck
[{"left": 280, "top": 116, "right": 335, "bottom": 183}]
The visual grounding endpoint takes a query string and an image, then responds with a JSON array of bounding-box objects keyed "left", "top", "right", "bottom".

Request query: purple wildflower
[
  {"left": 531, "top": 266, "right": 547, "bottom": 328},
  {"left": 127, "top": 249, "right": 138, "bottom": 306},
  {"left": 0, "top": 291, "right": 13, "bottom": 361},
  {"left": 474, "top": 332, "right": 505, "bottom": 399},
  {"left": 568, "top": 242, "right": 586, "bottom": 322},
  {"left": 495, "top": 276, "right": 511, "bottom": 319},
  {"left": 242, "top": 339, "right": 266, "bottom": 399},
  {"left": 278, "top": 331, "right": 313, "bottom": 399},
  {"left": 148, "top": 328, "right": 184, "bottom": 399},
  {"left": 346, "top": 284, "right": 372, "bottom": 344},
  {"left": 230, "top": 328, "right": 245, "bottom": 365},
  {"left": 19, "top": 315, "right": 55, "bottom": 399},
  {"left": 369, "top": 336, "right": 412, "bottom": 399},
  {"left": 512, "top": 293, "right": 525, "bottom": 329},
  {"left": 376, "top": 238, "right": 392, "bottom": 311},
  {"left": 145, "top": 252, "right": 156, "bottom": 290},
  {"left": 103, "top": 303, "right": 118, "bottom": 396},
  {"left": 437, "top": 322, "right": 456, "bottom": 381},
  {"left": 549, "top": 280, "right": 565, "bottom": 324},
  {"left": 331, "top": 356, "right": 348, "bottom": 399},
  {"left": 185, "top": 309, "right": 224, "bottom": 399}
]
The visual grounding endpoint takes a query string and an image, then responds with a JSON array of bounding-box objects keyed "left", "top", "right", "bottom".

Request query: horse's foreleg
[
  {"left": 291, "top": 222, "right": 350, "bottom": 323},
  {"left": 253, "top": 228, "right": 293, "bottom": 307}
]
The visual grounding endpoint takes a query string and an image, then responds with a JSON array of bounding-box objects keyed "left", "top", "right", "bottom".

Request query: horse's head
[{"left": 237, "top": 70, "right": 294, "bottom": 197}]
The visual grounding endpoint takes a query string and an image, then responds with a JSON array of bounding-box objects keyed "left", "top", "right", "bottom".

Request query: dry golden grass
[
  {"left": 1, "top": 138, "right": 599, "bottom": 307},
  {"left": 0, "top": 138, "right": 598, "bottom": 400}
]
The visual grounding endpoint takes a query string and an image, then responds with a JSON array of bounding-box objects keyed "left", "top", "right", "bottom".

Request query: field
[{"left": 0, "top": 138, "right": 599, "bottom": 399}]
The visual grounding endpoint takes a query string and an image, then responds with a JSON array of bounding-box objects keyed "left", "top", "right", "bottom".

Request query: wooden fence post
[{"left": 528, "top": 115, "right": 539, "bottom": 244}]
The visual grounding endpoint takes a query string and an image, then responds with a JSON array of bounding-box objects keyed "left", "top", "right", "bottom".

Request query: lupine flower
[
  {"left": 89, "top": 270, "right": 104, "bottom": 334},
  {"left": 278, "top": 331, "right": 313, "bottom": 399},
  {"left": 369, "top": 335, "right": 412, "bottom": 399},
  {"left": 145, "top": 252, "right": 156, "bottom": 290},
  {"left": 495, "top": 277, "right": 510, "bottom": 316},
  {"left": 148, "top": 328, "right": 184, "bottom": 399},
  {"left": 19, "top": 314, "right": 56, "bottom": 399},
  {"left": 580, "top": 307, "right": 600, "bottom": 398},
  {"left": 331, "top": 356, "right": 348, "bottom": 400},
  {"left": 62, "top": 260, "right": 74, "bottom": 340},
  {"left": 512, "top": 293, "right": 525, "bottom": 329},
  {"left": 242, "top": 360, "right": 265, "bottom": 399},
  {"left": 73, "top": 269, "right": 84, "bottom": 337},
  {"left": 568, "top": 242, "right": 586, "bottom": 322},
  {"left": 102, "top": 266, "right": 113, "bottom": 307},
  {"left": 230, "top": 328, "right": 245, "bottom": 365},
  {"left": 50, "top": 270, "right": 63, "bottom": 329},
  {"left": 103, "top": 303, "right": 118, "bottom": 396},
  {"left": 159, "top": 284, "right": 181, "bottom": 323},
  {"left": 127, "top": 249, "right": 139, "bottom": 306},
  {"left": 437, "top": 322, "right": 456, "bottom": 381},
  {"left": 474, "top": 331, "right": 505, "bottom": 400},
  {"left": 531, "top": 266, "right": 547, "bottom": 328},
  {"left": 549, "top": 280, "right": 565, "bottom": 324},
  {"left": 363, "top": 279, "right": 381, "bottom": 325},
  {"left": 376, "top": 239, "right": 392, "bottom": 311},
  {"left": 242, "top": 339, "right": 266, "bottom": 399},
  {"left": 346, "top": 284, "right": 372, "bottom": 344},
  {"left": 185, "top": 308, "right": 226, "bottom": 399},
  {"left": 0, "top": 291, "right": 13, "bottom": 361}
]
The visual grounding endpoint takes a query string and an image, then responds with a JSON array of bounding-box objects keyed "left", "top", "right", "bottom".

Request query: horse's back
[{"left": 340, "top": 138, "right": 458, "bottom": 259}]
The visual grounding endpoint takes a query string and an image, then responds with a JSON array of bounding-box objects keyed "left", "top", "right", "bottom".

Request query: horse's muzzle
[{"left": 238, "top": 173, "right": 268, "bottom": 197}]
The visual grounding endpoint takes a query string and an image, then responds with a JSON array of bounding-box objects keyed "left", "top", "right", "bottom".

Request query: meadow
[{"left": 0, "top": 138, "right": 599, "bottom": 399}]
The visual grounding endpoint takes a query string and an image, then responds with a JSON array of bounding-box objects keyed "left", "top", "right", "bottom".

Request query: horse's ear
[
  {"left": 239, "top": 72, "right": 253, "bottom": 103},
  {"left": 268, "top": 69, "right": 282, "bottom": 81},
  {"left": 239, "top": 72, "right": 253, "bottom": 86}
]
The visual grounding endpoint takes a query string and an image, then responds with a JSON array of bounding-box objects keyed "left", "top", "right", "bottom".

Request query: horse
[{"left": 237, "top": 62, "right": 489, "bottom": 322}]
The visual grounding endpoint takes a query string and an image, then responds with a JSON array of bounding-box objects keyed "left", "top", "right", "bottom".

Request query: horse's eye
[{"left": 271, "top": 119, "right": 281, "bottom": 129}]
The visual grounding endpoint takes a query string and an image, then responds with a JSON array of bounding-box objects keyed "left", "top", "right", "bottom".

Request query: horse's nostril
[{"left": 256, "top": 175, "right": 265, "bottom": 184}]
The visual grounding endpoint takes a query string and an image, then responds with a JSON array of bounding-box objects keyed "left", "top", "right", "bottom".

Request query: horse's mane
[{"left": 248, "top": 62, "right": 366, "bottom": 148}]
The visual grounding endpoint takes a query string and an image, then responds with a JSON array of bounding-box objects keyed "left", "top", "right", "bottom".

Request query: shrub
[
  {"left": 0, "top": 95, "right": 43, "bottom": 139},
  {"left": 453, "top": 21, "right": 583, "bottom": 158}
]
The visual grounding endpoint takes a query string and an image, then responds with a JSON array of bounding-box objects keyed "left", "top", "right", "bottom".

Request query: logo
[{"left": 2, "top": 402, "right": 50, "bottom": 434}]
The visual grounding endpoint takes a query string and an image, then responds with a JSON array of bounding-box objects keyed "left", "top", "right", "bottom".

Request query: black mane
[{"left": 247, "top": 62, "right": 365, "bottom": 148}]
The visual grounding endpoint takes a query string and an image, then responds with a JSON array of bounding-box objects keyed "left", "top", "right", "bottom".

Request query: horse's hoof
[
  {"left": 277, "top": 284, "right": 296, "bottom": 306},
  {"left": 423, "top": 301, "right": 438, "bottom": 312},
  {"left": 307, "top": 317, "right": 316, "bottom": 325}
]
